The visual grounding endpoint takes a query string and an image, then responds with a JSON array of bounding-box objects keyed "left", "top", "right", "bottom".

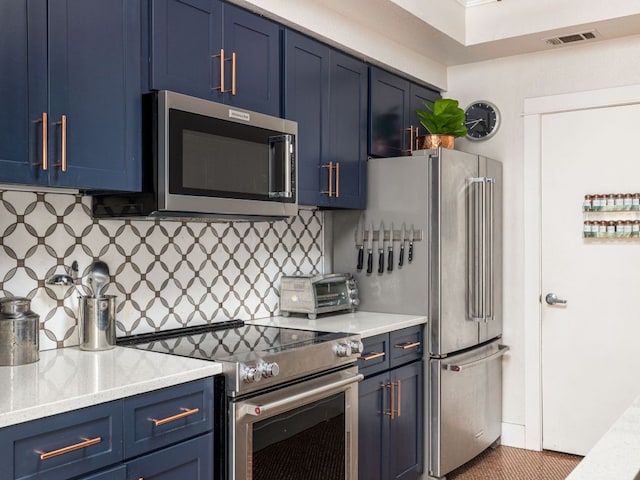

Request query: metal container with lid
[{"left": 0, "top": 296, "right": 40, "bottom": 365}]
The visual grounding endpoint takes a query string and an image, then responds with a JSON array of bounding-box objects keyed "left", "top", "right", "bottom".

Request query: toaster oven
[{"left": 279, "top": 273, "right": 359, "bottom": 319}]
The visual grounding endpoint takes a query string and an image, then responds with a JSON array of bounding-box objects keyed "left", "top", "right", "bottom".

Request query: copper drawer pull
[
  {"left": 396, "top": 379, "right": 402, "bottom": 417},
  {"left": 361, "top": 351, "right": 385, "bottom": 361},
  {"left": 39, "top": 436, "right": 102, "bottom": 460},
  {"left": 394, "top": 341, "right": 421, "bottom": 350},
  {"left": 321, "top": 161, "right": 334, "bottom": 197},
  {"left": 54, "top": 115, "right": 67, "bottom": 172},
  {"left": 151, "top": 407, "right": 200, "bottom": 427},
  {"left": 335, "top": 162, "right": 340, "bottom": 198}
]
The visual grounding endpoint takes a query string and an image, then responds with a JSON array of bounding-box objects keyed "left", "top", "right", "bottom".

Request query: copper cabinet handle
[
  {"left": 394, "top": 341, "right": 421, "bottom": 350},
  {"left": 335, "top": 162, "right": 340, "bottom": 198},
  {"left": 402, "top": 126, "right": 417, "bottom": 153},
  {"left": 361, "top": 351, "right": 385, "bottom": 361},
  {"left": 151, "top": 407, "right": 200, "bottom": 427},
  {"left": 396, "top": 379, "right": 401, "bottom": 417},
  {"left": 230, "top": 51, "right": 236, "bottom": 95},
  {"left": 321, "top": 162, "right": 334, "bottom": 197},
  {"left": 54, "top": 115, "right": 67, "bottom": 172},
  {"left": 213, "top": 49, "right": 225, "bottom": 92},
  {"left": 384, "top": 381, "right": 395, "bottom": 419},
  {"left": 34, "top": 112, "right": 48, "bottom": 170},
  {"left": 39, "top": 436, "right": 102, "bottom": 460}
]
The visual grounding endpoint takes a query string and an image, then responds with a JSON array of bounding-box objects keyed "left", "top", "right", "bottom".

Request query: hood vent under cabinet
[{"left": 545, "top": 30, "right": 600, "bottom": 46}]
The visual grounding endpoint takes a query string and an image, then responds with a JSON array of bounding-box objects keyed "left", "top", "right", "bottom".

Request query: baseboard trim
[{"left": 501, "top": 422, "right": 526, "bottom": 449}]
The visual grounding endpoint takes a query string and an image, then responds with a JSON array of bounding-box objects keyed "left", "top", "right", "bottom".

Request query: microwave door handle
[{"left": 269, "top": 134, "right": 294, "bottom": 199}]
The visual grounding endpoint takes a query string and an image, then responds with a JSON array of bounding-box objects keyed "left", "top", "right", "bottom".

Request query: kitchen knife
[
  {"left": 378, "top": 221, "right": 385, "bottom": 274},
  {"left": 408, "top": 225, "right": 415, "bottom": 263},
  {"left": 387, "top": 223, "right": 394, "bottom": 272},
  {"left": 355, "top": 213, "right": 364, "bottom": 271},
  {"left": 367, "top": 223, "right": 374, "bottom": 274},
  {"left": 399, "top": 223, "right": 406, "bottom": 267}
]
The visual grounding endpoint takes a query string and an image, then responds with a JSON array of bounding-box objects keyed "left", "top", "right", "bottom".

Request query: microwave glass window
[
  {"left": 168, "top": 109, "right": 293, "bottom": 202},
  {"left": 251, "top": 393, "right": 346, "bottom": 480},
  {"left": 181, "top": 129, "right": 267, "bottom": 194}
]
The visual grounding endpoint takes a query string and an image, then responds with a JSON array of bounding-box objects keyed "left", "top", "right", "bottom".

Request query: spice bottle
[
  {"left": 624, "top": 193, "right": 633, "bottom": 210},
  {"left": 615, "top": 194, "right": 625, "bottom": 209},
  {"left": 583, "top": 195, "right": 592, "bottom": 211}
]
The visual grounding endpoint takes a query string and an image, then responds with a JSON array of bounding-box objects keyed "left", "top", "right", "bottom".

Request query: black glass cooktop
[{"left": 117, "top": 320, "right": 345, "bottom": 362}]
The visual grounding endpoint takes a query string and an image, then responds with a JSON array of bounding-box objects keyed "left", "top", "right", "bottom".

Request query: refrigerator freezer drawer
[{"left": 429, "top": 340, "right": 509, "bottom": 478}]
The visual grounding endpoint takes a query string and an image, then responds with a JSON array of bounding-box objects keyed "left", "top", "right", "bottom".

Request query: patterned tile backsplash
[{"left": 0, "top": 189, "right": 323, "bottom": 351}]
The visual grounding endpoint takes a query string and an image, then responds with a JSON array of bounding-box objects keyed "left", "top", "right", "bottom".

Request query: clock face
[{"left": 464, "top": 101, "right": 500, "bottom": 141}]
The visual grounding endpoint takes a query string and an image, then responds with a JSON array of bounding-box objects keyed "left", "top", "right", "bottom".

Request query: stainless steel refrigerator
[{"left": 332, "top": 149, "right": 509, "bottom": 479}]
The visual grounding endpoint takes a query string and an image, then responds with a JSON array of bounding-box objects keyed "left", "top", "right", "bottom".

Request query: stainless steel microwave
[{"left": 93, "top": 91, "right": 297, "bottom": 220}]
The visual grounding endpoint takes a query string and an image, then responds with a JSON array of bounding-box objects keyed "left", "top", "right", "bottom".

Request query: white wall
[{"left": 446, "top": 34, "right": 640, "bottom": 445}]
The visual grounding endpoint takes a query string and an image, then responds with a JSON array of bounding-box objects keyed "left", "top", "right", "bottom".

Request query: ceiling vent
[{"left": 545, "top": 30, "right": 600, "bottom": 46}]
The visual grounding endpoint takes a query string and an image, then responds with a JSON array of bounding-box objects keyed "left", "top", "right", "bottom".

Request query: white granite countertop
[
  {"left": 0, "top": 346, "right": 221, "bottom": 428},
  {"left": 567, "top": 394, "right": 640, "bottom": 480},
  {"left": 249, "top": 311, "right": 427, "bottom": 338}
]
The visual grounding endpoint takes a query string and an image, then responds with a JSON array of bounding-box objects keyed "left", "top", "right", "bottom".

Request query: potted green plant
[{"left": 414, "top": 98, "right": 467, "bottom": 149}]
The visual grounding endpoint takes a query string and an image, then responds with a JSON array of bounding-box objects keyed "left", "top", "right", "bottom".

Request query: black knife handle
[
  {"left": 378, "top": 251, "right": 384, "bottom": 274},
  {"left": 399, "top": 245, "right": 405, "bottom": 267},
  {"left": 408, "top": 241, "right": 414, "bottom": 263},
  {"left": 357, "top": 247, "right": 364, "bottom": 271},
  {"left": 387, "top": 249, "right": 393, "bottom": 272},
  {"left": 367, "top": 251, "right": 373, "bottom": 274}
]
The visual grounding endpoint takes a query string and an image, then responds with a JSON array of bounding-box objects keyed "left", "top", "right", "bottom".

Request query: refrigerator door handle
[
  {"left": 469, "top": 177, "right": 486, "bottom": 322},
  {"left": 486, "top": 177, "right": 495, "bottom": 322},
  {"left": 443, "top": 345, "right": 510, "bottom": 372}
]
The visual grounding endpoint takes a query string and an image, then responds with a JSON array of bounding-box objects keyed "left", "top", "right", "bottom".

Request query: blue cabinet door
[
  {"left": 409, "top": 83, "right": 440, "bottom": 139},
  {"left": 389, "top": 361, "right": 424, "bottom": 480},
  {"left": 284, "top": 30, "right": 330, "bottom": 207},
  {"left": 48, "top": 0, "right": 142, "bottom": 190},
  {"left": 223, "top": 3, "right": 281, "bottom": 116},
  {"left": 358, "top": 373, "right": 388, "bottom": 480},
  {"left": 0, "top": 1, "right": 48, "bottom": 186},
  {"left": 150, "top": 0, "right": 223, "bottom": 101},
  {"left": 125, "top": 433, "right": 213, "bottom": 480},
  {"left": 327, "top": 50, "right": 368, "bottom": 209},
  {"left": 0, "top": 0, "right": 141, "bottom": 191},
  {"left": 369, "top": 67, "right": 440, "bottom": 157},
  {"left": 369, "top": 67, "right": 411, "bottom": 157}
]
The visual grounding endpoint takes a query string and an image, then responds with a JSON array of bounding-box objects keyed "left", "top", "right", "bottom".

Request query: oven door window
[
  {"left": 168, "top": 109, "right": 293, "bottom": 202},
  {"left": 251, "top": 393, "right": 346, "bottom": 480}
]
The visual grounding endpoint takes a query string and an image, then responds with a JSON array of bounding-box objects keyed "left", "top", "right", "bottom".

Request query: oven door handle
[{"left": 244, "top": 373, "right": 364, "bottom": 416}]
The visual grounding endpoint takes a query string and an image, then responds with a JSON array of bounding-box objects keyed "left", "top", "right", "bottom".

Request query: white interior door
[{"left": 541, "top": 102, "right": 640, "bottom": 455}]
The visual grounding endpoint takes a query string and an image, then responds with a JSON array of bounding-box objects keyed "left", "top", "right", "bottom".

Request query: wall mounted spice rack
[{"left": 582, "top": 193, "right": 640, "bottom": 239}]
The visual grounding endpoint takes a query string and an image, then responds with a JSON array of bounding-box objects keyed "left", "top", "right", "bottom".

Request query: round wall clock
[{"left": 464, "top": 101, "right": 500, "bottom": 141}]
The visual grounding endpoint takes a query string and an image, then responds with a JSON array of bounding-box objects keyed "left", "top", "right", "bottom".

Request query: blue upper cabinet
[
  {"left": 150, "top": 0, "right": 281, "bottom": 117},
  {"left": 0, "top": 0, "right": 142, "bottom": 191},
  {"left": 284, "top": 30, "right": 367, "bottom": 209},
  {"left": 369, "top": 67, "right": 440, "bottom": 157},
  {"left": 284, "top": 31, "right": 330, "bottom": 207},
  {"left": 150, "top": 0, "right": 223, "bottom": 102}
]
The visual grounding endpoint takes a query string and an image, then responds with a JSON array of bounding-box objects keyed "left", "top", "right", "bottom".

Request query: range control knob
[
  {"left": 335, "top": 342, "right": 353, "bottom": 358},
  {"left": 348, "top": 340, "right": 364, "bottom": 354},
  {"left": 258, "top": 361, "right": 280, "bottom": 378},
  {"left": 241, "top": 365, "right": 262, "bottom": 384}
]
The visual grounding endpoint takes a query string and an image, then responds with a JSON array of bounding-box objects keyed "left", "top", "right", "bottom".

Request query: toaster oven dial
[
  {"left": 241, "top": 364, "right": 262, "bottom": 383},
  {"left": 348, "top": 340, "right": 364, "bottom": 355},
  {"left": 335, "top": 342, "right": 353, "bottom": 358},
  {"left": 258, "top": 361, "right": 280, "bottom": 378}
]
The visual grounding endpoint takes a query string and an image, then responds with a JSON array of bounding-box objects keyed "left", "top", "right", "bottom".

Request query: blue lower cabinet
[
  {"left": 0, "top": 401, "right": 123, "bottom": 480},
  {"left": 125, "top": 433, "right": 214, "bottom": 480},
  {"left": 358, "top": 362, "right": 423, "bottom": 480},
  {"left": 358, "top": 327, "right": 424, "bottom": 480}
]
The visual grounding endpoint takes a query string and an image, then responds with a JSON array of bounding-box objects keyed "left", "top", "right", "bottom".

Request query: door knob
[{"left": 545, "top": 293, "right": 567, "bottom": 305}]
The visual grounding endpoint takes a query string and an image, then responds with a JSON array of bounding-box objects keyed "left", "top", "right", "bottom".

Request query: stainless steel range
[{"left": 119, "top": 320, "right": 363, "bottom": 480}]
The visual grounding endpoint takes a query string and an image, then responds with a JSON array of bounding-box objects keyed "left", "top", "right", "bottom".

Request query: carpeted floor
[{"left": 447, "top": 446, "right": 582, "bottom": 480}]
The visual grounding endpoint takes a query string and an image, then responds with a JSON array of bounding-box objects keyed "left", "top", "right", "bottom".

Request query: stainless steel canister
[
  {"left": 78, "top": 296, "right": 115, "bottom": 351},
  {"left": 0, "top": 296, "right": 40, "bottom": 365}
]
